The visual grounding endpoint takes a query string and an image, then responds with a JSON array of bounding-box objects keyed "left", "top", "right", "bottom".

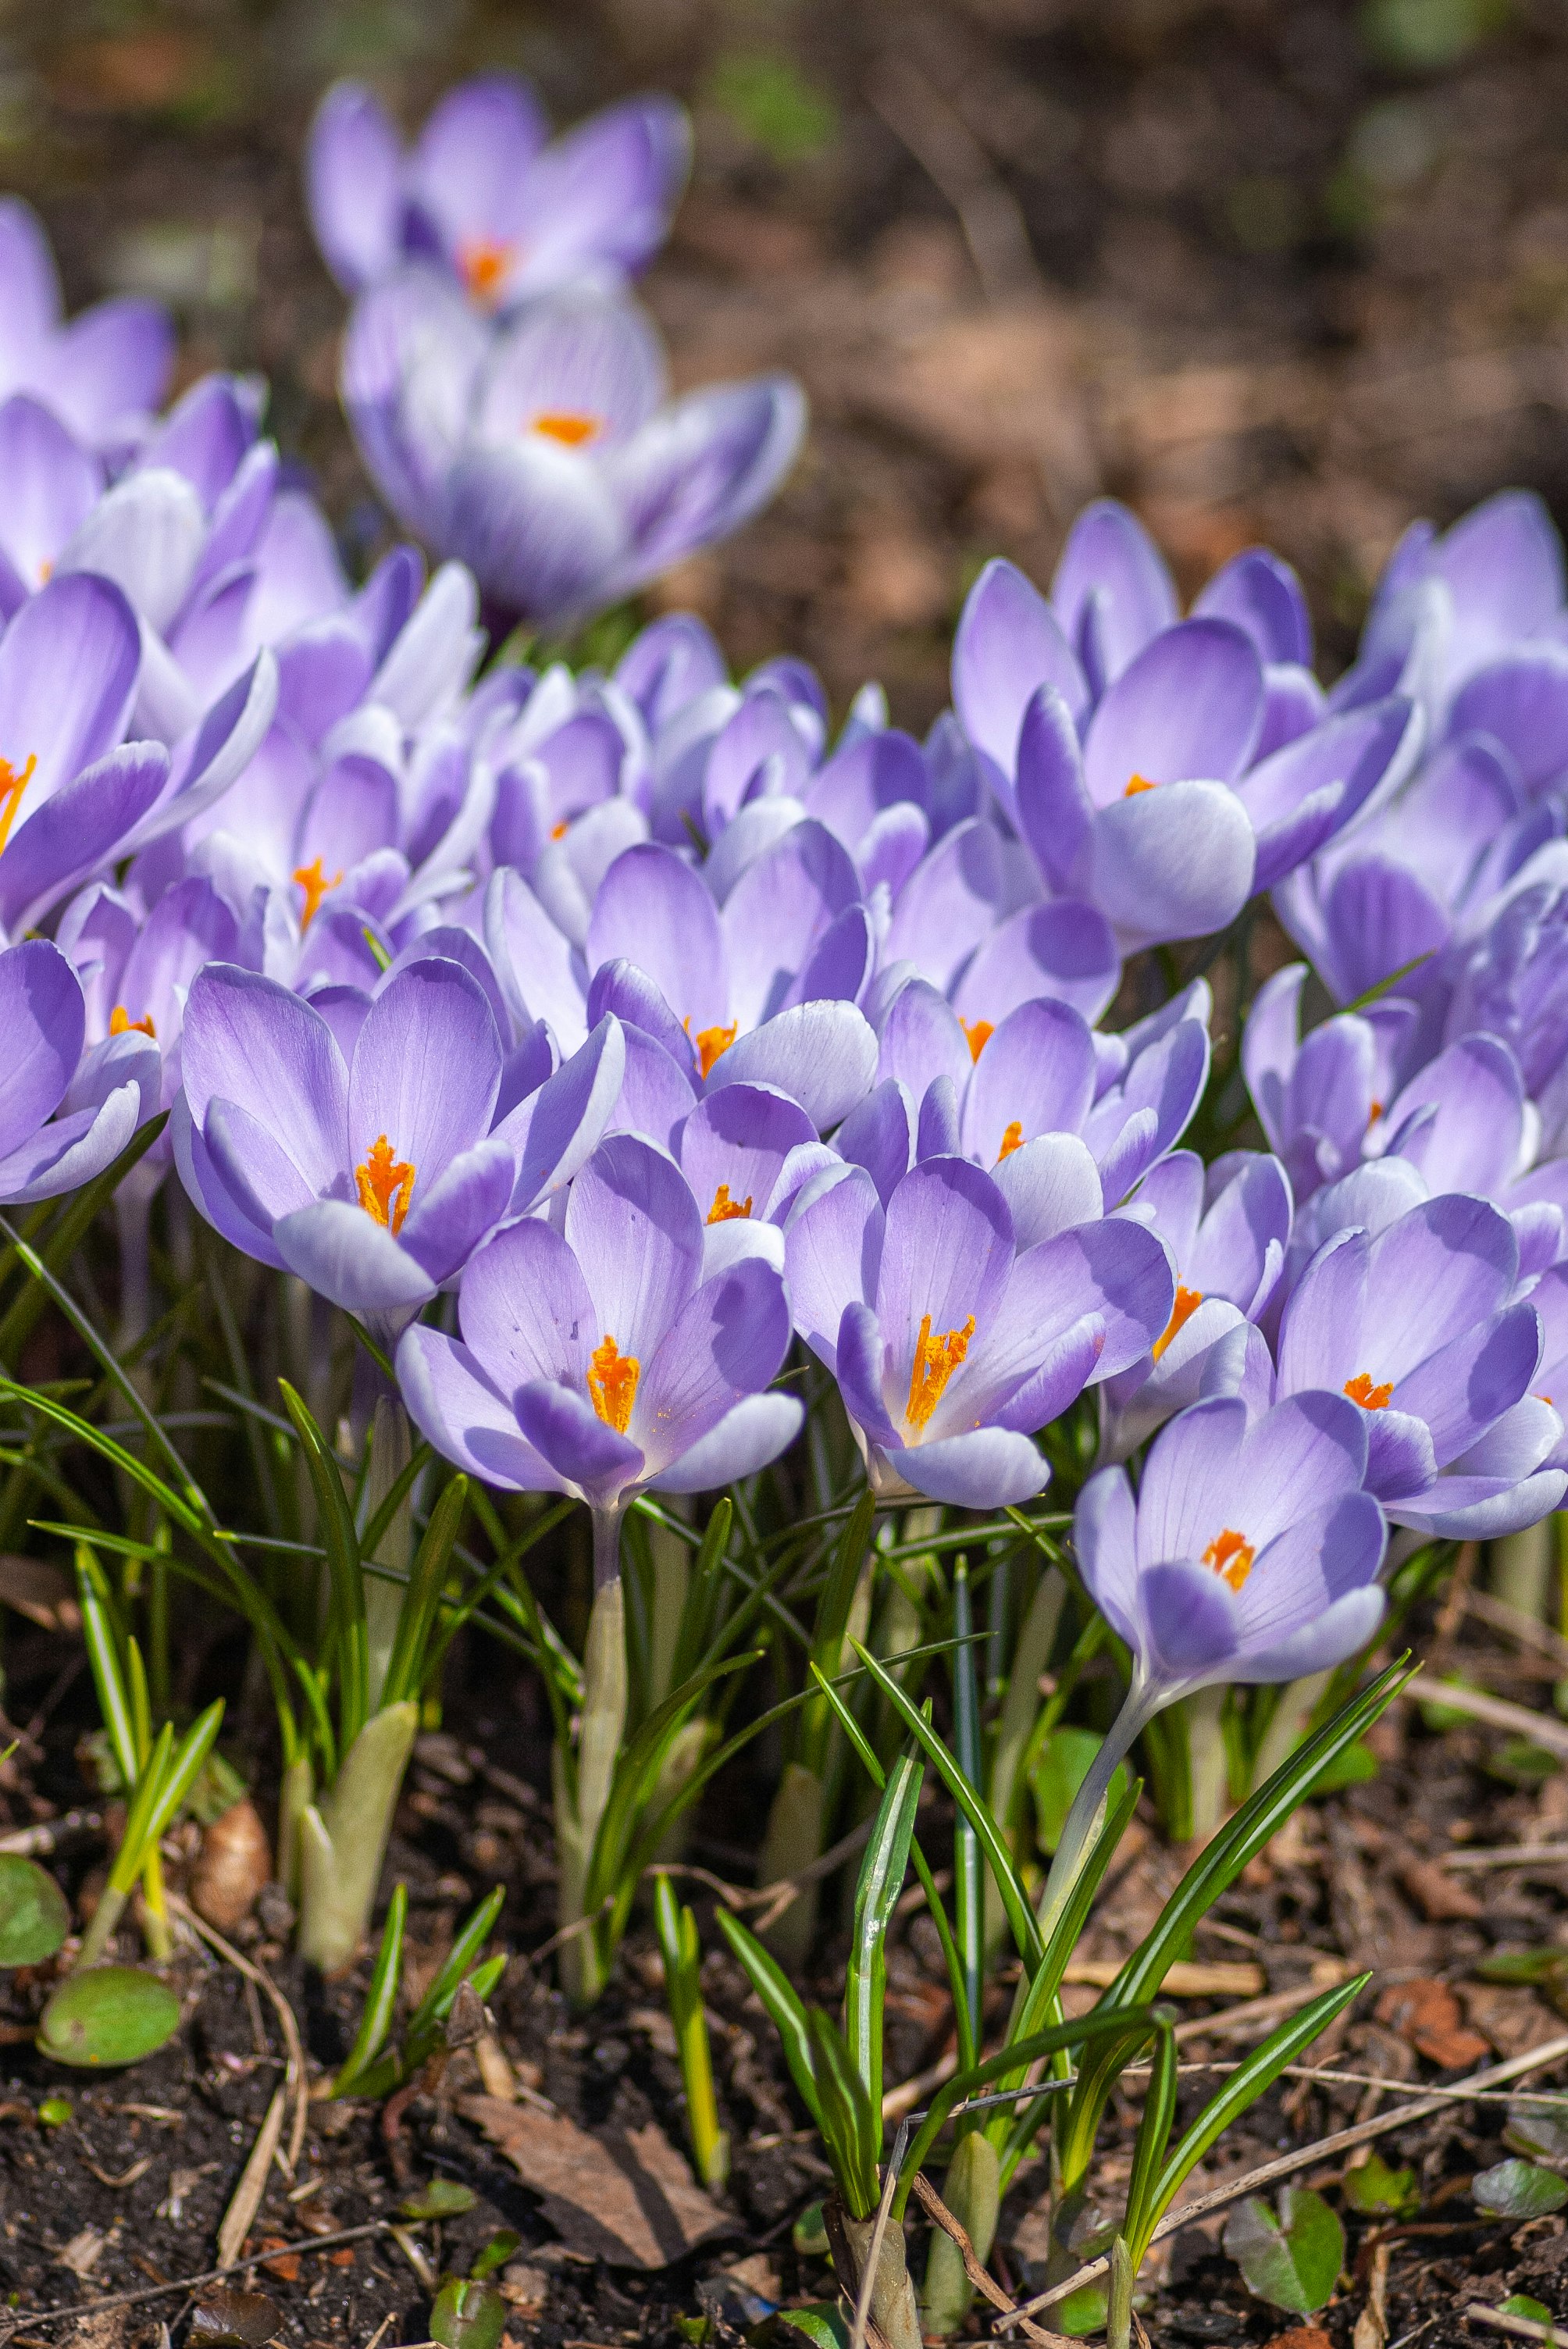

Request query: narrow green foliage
[
  {"left": 653, "top": 1874, "right": 729, "bottom": 2188},
  {"left": 333, "top": 1883, "right": 407, "bottom": 2096}
]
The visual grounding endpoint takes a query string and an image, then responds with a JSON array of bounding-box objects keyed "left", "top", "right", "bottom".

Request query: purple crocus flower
[
  {"left": 783, "top": 1153, "right": 1173, "bottom": 1507},
  {"left": 1274, "top": 1191, "right": 1566, "bottom": 1537},
  {"left": 1075, "top": 1391, "right": 1386, "bottom": 1714},
  {"left": 307, "top": 77, "right": 690, "bottom": 306},
  {"left": 1244, "top": 962, "right": 1420, "bottom": 1200},
  {"left": 396, "top": 1130, "right": 803, "bottom": 1581},
  {"left": 486, "top": 828, "right": 879, "bottom": 1132},
  {"left": 173, "top": 955, "right": 623, "bottom": 1333},
  {"left": 1098, "top": 1147, "right": 1292, "bottom": 1460},
  {"left": 341, "top": 274, "right": 804, "bottom": 630},
  {"left": 0, "top": 198, "right": 172, "bottom": 451},
  {"left": 863, "top": 975, "right": 1211, "bottom": 1238},
  {"left": 0, "top": 938, "right": 153, "bottom": 1206}
]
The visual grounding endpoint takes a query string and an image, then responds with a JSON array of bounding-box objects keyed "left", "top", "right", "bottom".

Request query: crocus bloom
[
  {"left": 173, "top": 956, "right": 622, "bottom": 1332},
  {"left": 1244, "top": 963, "right": 1420, "bottom": 1200},
  {"left": 396, "top": 1131, "right": 803, "bottom": 1579},
  {"left": 0, "top": 198, "right": 173, "bottom": 450},
  {"left": 784, "top": 1153, "right": 1173, "bottom": 1506},
  {"left": 487, "top": 829, "right": 879, "bottom": 1131},
  {"left": 1075, "top": 1391, "right": 1386, "bottom": 1713},
  {"left": 342, "top": 274, "right": 804, "bottom": 629},
  {"left": 1274, "top": 1191, "right": 1565, "bottom": 1537},
  {"left": 307, "top": 77, "right": 690, "bottom": 305},
  {"left": 0, "top": 938, "right": 152, "bottom": 1204}
]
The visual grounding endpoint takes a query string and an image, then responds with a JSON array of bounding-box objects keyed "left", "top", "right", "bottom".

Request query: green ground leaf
[
  {"left": 1223, "top": 2185, "right": 1344, "bottom": 2312},
  {"left": 1505, "top": 2096, "right": 1568, "bottom": 2163},
  {"left": 430, "top": 2276, "right": 507, "bottom": 2349},
  {"left": 38, "top": 1966, "right": 181, "bottom": 2067},
  {"left": 0, "top": 1855, "right": 69, "bottom": 1966},
  {"left": 399, "top": 2177, "right": 477, "bottom": 2220},
  {"left": 772, "top": 2305, "right": 852, "bottom": 2349},
  {"left": 1342, "top": 2149, "right": 1418, "bottom": 2215},
  {"left": 1474, "top": 2158, "right": 1568, "bottom": 2219}
]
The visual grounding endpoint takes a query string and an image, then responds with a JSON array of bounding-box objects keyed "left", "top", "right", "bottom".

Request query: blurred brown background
[{"left": 4, "top": 0, "right": 1567, "bottom": 725}]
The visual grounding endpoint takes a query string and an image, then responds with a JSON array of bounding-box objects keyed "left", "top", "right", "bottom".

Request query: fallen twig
[
  {"left": 0, "top": 1810, "right": 101, "bottom": 1857},
  {"left": 1442, "top": 1842, "right": 1568, "bottom": 1870},
  {"left": 170, "top": 1894, "right": 308, "bottom": 2169},
  {"left": 1461, "top": 1587, "right": 1568, "bottom": 1670},
  {"left": 994, "top": 2030, "right": 1568, "bottom": 2330},
  {"left": 216, "top": 2082, "right": 285, "bottom": 2269},
  {"left": 1172, "top": 1972, "right": 1351, "bottom": 2044},
  {"left": 1405, "top": 1674, "right": 1568, "bottom": 1759},
  {"left": 1465, "top": 2306, "right": 1563, "bottom": 2343},
  {"left": 909, "top": 2171, "right": 1072, "bottom": 2348},
  {"left": 0, "top": 2218, "right": 390, "bottom": 2336},
  {"left": 865, "top": 55, "right": 1040, "bottom": 305}
]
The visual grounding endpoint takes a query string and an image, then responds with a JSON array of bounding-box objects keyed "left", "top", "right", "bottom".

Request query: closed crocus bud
[{"left": 191, "top": 1798, "right": 272, "bottom": 1932}]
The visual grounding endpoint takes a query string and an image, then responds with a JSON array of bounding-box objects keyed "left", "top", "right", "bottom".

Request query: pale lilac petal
[
  {"left": 1082, "top": 619, "right": 1263, "bottom": 806},
  {"left": 349, "top": 957, "right": 501, "bottom": 1196},
  {"left": 953, "top": 558, "right": 1087, "bottom": 779},
  {"left": 180, "top": 964, "right": 348, "bottom": 1194},
  {"left": 1087, "top": 779, "right": 1256, "bottom": 951},
  {"left": 710, "top": 1000, "right": 878, "bottom": 1132},
  {"left": 647, "top": 1391, "right": 804, "bottom": 1492},
  {"left": 587, "top": 840, "right": 725, "bottom": 1030},
  {"left": 273, "top": 1197, "right": 436, "bottom": 1311},
  {"left": 563, "top": 1129, "right": 703, "bottom": 1359},
  {"left": 396, "top": 1323, "right": 565, "bottom": 1493},
  {"left": 1051, "top": 500, "right": 1178, "bottom": 683},
  {"left": 514, "top": 1379, "right": 643, "bottom": 1505},
  {"left": 882, "top": 1426, "right": 1048, "bottom": 1508},
  {"left": 783, "top": 1161, "right": 882, "bottom": 1368}
]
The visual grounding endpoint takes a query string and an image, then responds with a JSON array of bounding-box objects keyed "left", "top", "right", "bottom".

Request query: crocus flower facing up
[
  {"left": 342, "top": 276, "right": 804, "bottom": 631},
  {"left": 397, "top": 1131, "right": 803, "bottom": 1583},
  {"left": 173, "top": 956, "right": 623, "bottom": 1337},
  {"left": 307, "top": 75, "right": 690, "bottom": 307},
  {"left": 1274, "top": 1191, "right": 1566, "bottom": 1538},
  {"left": 1053, "top": 1390, "right": 1386, "bottom": 1904},
  {"left": 784, "top": 1154, "right": 1173, "bottom": 1507},
  {"left": 0, "top": 937, "right": 154, "bottom": 1205}
]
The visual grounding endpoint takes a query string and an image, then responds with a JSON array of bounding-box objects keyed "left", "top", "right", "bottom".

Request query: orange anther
[
  {"left": 960, "top": 1018, "right": 993, "bottom": 1062},
  {"left": 458, "top": 238, "right": 511, "bottom": 303},
  {"left": 293, "top": 857, "right": 342, "bottom": 930},
  {"left": 355, "top": 1135, "right": 415, "bottom": 1234},
  {"left": 693, "top": 1021, "right": 738, "bottom": 1080},
  {"left": 109, "top": 1006, "right": 156, "bottom": 1039},
  {"left": 1203, "top": 1527, "right": 1255, "bottom": 1592},
  {"left": 0, "top": 752, "right": 37, "bottom": 854},
  {"left": 997, "top": 1120, "right": 1025, "bottom": 1162},
  {"left": 1344, "top": 1371, "right": 1393, "bottom": 1411},
  {"left": 1124, "top": 774, "right": 1159, "bottom": 797},
  {"left": 550, "top": 819, "right": 569, "bottom": 840},
  {"left": 1152, "top": 1284, "right": 1203, "bottom": 1362},
  {"left": 532, "top": 411, "right": 601, "bottom": 447},
  {"left": 587, "top": 1335, "right": 640, "bottom": 1434},
  {"left": 707, "top": 1184, "right": 753, "bottom": 1224},
  {"left": 906, "top": 1311, "right": 976, "bottom": 1431}
]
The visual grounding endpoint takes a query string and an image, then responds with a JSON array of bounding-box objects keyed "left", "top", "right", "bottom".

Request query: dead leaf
[
  {"left": 216, "top": 2083, "right": 285, "bottom": 2267},
  {"left": 1463, "top": 1981, "right": 1565, "bottom": 2056},
  {"left": 1261, "top": 2333, "right": 1332, "bottom": 2349},
  {"left": 186, "top": 2285, "right": 282, "bottom": 2345},
  {"left": 1352, "top": 2238, "right": 1389, "bottom": 2349},
  {"left": 1396, "top": 1854, "right": 1483, "bottom": 1922},
  {"left": 1063, "top": 1957, "right": 1263, "bottom": 1997},
  {"left": 459, "top": 2094, "right": 735, "bottom": 2267},
  {"left": 1374, "top": 1978, "right": 1490, "bottom": 2069},
  {"left": 55, "top": 2225, "right": 109, "bottom": 2276}
]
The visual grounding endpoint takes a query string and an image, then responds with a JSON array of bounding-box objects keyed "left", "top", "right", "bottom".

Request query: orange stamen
[
  {"left": 550, "top": 819, "right": 569, "bottom": 840},
  {"left": 1367, "top": 1098, "right": 1384, "bottom": 1126},
  {"left": 906, "top": 1310, "right": 976, "bottom": 1432},
  {"left": 1152, "top": 1284, "right": 1204, "bottom": 1362},
  {"left": 693, "top": 1021, "right": 738, "bottom": 1080},
  {"left": 355, "top": 1134, "right": 415, "bottom": 1235},
  {"left": 1203, "top": 1527, "right": 1255, "bottom": 1592},
  {"left": 1344, "top": 1371, "right": 1393, "bottom": 1412},
  {"left": 293, "top": 857, "right": 342, "bottom": 930},
  {"left": 960, "top": 1018, "right": 994, "bottom": 1062},
  {"left": 36, "top": 558, "right": 52, "bottom": 584},
  {"left": 707, "top": 1184, "right": 753, "bottom": 1224},
  {"left": 1124, "top": 773, "right": 1159, "bottom": 797},
  {"left": 532, "top": 412, "right": 601, "bottom": 448},
  {"left": 587, "top": 1335, "right": 640, "bottom": 1434},
  {"left": 997, "top": 1120, "right": 1025, "bottom": 1162},
  {"left": 0, "top": 753, "right": 38, "bottom": 854},
  {"left": 109, "top": 1006, "right": 156, "bottom": 1039},
  {"left": 458, "top": 238, "right": 511, "bottom": 304}
]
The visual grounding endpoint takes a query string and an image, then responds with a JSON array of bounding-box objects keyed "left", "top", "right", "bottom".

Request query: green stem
[
  {"left": 75, "top": 1883, "right": 128, "bottom": 1971},
  {"left": 556, "top": 1567, "right": 627, "bottom": 2005},
  {"left": 297, "top": 1701, "right": 418, "bottom": 1973},
  {"left": 362, "top": 1394, "right": 412, "bottom": 1712}
]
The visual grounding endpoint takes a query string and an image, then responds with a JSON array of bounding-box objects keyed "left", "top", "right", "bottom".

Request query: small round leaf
[
  {"left": 38, "top": 1966, "right": 180, "bottom": 2067},
  {"left": 1474, "top": 2158, "right": 1568, "bottom": 2219},
  {"left": 399, "top": 2176, "right": 477, "bottom": 2220},
  {"left": 0, "top": 1855, "right": 69, "bottom": 1966},
  {"left": 1224, "top": 2185, "right": 1345, "bottom": 2313},
  {"left": 1342, "top": 2150, "right": 1418, "bottom": 2216},
  {"left": 431, "top": 2276, "right": 507, "bottom": 2349},
  {"left": 1505, "top": 2095, "right": 1568, "bottom": 2165},
  {"left": 36, "top": 2097, "right": 71, "bottom": 2127}
]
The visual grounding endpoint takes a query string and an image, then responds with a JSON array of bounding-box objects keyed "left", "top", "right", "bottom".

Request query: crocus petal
[
  {"left": 514, "top": 1378, "right": 644, "bottom": 1505},
  {"left": 564, "top": 1129, "right": 704, "bottom": 1361},
  {"left": 0, "top": 570, "right": 141, "bottom": 809},
  {"left": 1051, "top": 499, "right": 1178, "bottom": 683},
  {"left": 501, "top": 1013, "right": 626, "bottom": 1210},
  {"left": 1082, "top": 618, "right": 1263, "bottom": 806},
  {"left": 273, "top": 1197, "right": 436, "bottom": 1312},
  {"left": 633, "top": 1252, "right": 793, "bottom": 1467},
  {"left": 587, "top": 839, "right": 725, "bottom": 1030},
  {"left": 396, "top": 1324, "right": 565, "bottom": 1493},
  {"left": 0, "top": 937, "right": 84, "bottom": 1159},
  {"left": 180, "top": 964, "right": 349, "bottom": 1196},
  {"left": 349, "top": 955, "right": 501, "bottom": 1196},
  {"left": 953, "top": 558, "right": 1087, "bottom": 780},
  {"left": 305, "top": 82, "right": 404, "bottom": 293},
  {"left": 647, "top": 1391, "right": 804, "bottom": 1492},
  {"left": 710, "top": 1000, "right": 878, "bottom": 1132},
  {"left": 0, "top": 1085, "right": 140, "bottom": 1204},
  {"left": 882, "top": 1427, "right": 1049, "bottom": 1509},
  {"left": 1088, "top": 780, "right": 1256, "bottom": 952},
  {"left": 784, "top": 1161, "right": 882, "bottom": 1370}
]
